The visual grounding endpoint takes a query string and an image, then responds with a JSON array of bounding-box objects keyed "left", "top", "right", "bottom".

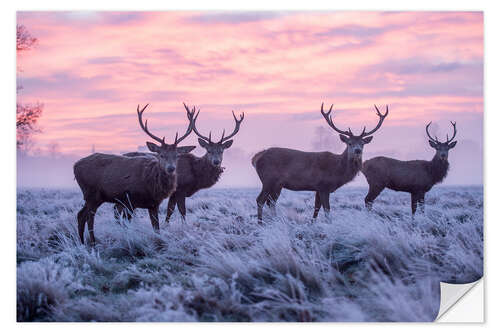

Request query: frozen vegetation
[{"left": 17, "top": 186, "right": 483, "bottom": 322}]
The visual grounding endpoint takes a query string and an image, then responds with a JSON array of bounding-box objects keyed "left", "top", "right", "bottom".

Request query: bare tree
[
  {"left": 311, "top": 125, "right": 341, "bottom": 151},
  {"left": 16, "top": 102, "right": 43, "bottom": 152},
  {"left": 17, "top": 25, "right": 37, "bottom": 52},
  {"left": 47, "top": 142, "right": 61, "bottom": 158},
  {"left": 17, "top": 24, "right": 43, "bottom": 152}
]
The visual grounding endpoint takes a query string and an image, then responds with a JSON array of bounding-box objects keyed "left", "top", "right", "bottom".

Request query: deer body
[
  {"left": 115, "top": 152, "right": 224, "bottom": 220},
  {"left": 363, "top": 156, "right": 448, "bottom": 193},
  {"left": 75, "top": 153, "right": 176, "bottom": 208},
  {"left": 74, "top": 104, "right": 196, "bottom": 245},
  {"left": 174, "top": 153, "right": 224, "bottom": 197},
  {"left": 253, "top": 103, "right": 388, "bottom": 223},
  {"left": 125, "top": 152, "right": 224, "bottom": 195},
  {"left": 253, "top": 148, "right": 360, "bottom": 192},
  {"left": 74, "top": 153, "right": 177, "bottom": 242},
  {"left": 362, "top": 122, "right": 457, "bottom": 214}
]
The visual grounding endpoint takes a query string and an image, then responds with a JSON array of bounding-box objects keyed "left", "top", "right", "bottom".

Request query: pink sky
[{"left": 16, "top": 11, "right": 483, "bottom": 186}]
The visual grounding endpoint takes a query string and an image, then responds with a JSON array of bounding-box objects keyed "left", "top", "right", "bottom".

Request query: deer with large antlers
[
  {"left": 252, "top": 103, "right": 388, "bottom": 223},
  {"left": 362, "top": 121, "right": 457, "bottom": 215},
  {"left": 73, "top": 104, "right": 196, "bottom": 245},
  {"left": 115, "top": 103, "right": 245, "bottom": 222}
]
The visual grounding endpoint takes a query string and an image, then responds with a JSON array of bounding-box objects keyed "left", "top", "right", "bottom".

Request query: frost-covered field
[{"left": 17, "top": 186, "right": 483, "bottom": 322}]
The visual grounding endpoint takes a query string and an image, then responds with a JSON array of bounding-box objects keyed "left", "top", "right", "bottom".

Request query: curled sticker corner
[{"left": 436, "top": 279, "right": 483, "bottom": 322}]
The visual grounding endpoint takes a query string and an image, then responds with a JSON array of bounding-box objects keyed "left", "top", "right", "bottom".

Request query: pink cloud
[{"left": 16, "top": 11, "right": 483, "bottom": 185}]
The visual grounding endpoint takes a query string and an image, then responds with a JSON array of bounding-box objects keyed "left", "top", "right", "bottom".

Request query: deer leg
[
  {"left": 86, "top": 203, "right": 101, "bottom": 246},
  {"left": 365, "top": 185, "right": 384, "bottom": 211},
  {"left": 256, "top": 188, "right": 268, "bottom": 224},
  {"left": 87, "top": 211, "right": 96, "bottom": 246},
  {"left": 265, "top": 198, "right": 272, "bottom": 208},
  {"left": 319, "top": 191, "right": 331, "bottom": 216},
  {"left": 417, "top": 193, "right": 425, "bottom": 214},
  {"left": 176, "top": 195, "right": 187, "bottom": 222},
  {"left": 411, "top": 193, "right": 418, "bottom": 215},
  {"left": 77, "top": 204, "right": 88, "bottom": 244},
  {"left": 148, "top": 206, "right": 160, "bottom": 232},
  {"left": 313, "top": 192, "right": 321, "bottom": 218},
  {"left": 267, "top": 187, "right": 282, "bottom": 216},
  {"left": 265, "top": 197, "right": 276, "bottom": 216},
  {"left": 165, "top": 194, "right": 177, "bottom": 224}
]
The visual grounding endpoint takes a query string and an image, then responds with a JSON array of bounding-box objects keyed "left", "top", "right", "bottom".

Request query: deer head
[
  {"left": 321, "top": 103, "right": 388, "bottom": 163},
  {"left": 185, "top": 103, "right": 245, "bottom": 167},
  {"left": 137, "top": 104, "right": 196, "bottom": 174},
  {"left": 426, "top": 121, "right": 457, "bottom": 161}
]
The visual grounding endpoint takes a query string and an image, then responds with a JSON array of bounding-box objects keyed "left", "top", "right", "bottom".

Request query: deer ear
[
  {"left": 448, "top": 141, "right": 457, "bottom": 149},
  {"left": 428, "top": 140, "right": 437, "bottom": 148},
  {"left": 177, "top": 145, "right": 196, "bottom": 154},
  {"left": 146, "top": 141, "right": 160, "bottom": 153},
  {"left": 198, "top": 138, "right": 209, "bottom": 148},
  {"left": 339, "top": 134, "right": 349, "bottom": 143},
  {"left": 362, "top": 136, "right": 373, "bottom": 144},
  {"left": 222, "top": 140, "right": 233, "bottom": 149}
]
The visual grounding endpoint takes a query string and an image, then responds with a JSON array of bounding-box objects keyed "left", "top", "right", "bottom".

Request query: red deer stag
[
  {"left": 252, "top": 103, "right": 388, "bottom": 223},
  {"left": 115, "top": 103, "right": 245, "bottom": 222},
  {"left": 362, "top": 121, "right": 457, "bottom": 215},
  {"left": 73, "top": 104, "right": 196, "bottom": 245}
]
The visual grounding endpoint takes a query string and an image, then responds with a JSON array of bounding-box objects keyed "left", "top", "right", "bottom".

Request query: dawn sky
[{"left": 16, "top": 11, "right": 483, "bottom": 186}]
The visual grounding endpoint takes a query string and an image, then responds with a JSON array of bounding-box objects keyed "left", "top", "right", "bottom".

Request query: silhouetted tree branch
[
  {"left": 17, "top": 25, "right": 37, "bottom": 52},
  {"left": 17, "top": 24, "right": 43, "bottom": 152},
  {"left": 17, "top": 102, "right": 43, "bottom": 150}
]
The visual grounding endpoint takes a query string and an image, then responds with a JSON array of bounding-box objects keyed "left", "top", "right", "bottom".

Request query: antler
[
  {"left": 137, "top": 104, "right": 165, "bottom": 145},
  {"left": 359, "top": 105, "right": 389, "bottom": 137},
  {"left": 320, "top": 103, "right": 353, "bottom": 136},
  {"left": 426, "top": 121, "right": 457, "bottom": 144},
  {"left": 219, "top": 110, "right": 245, "bottom": 143},
  {"left": 189, "top": 106, "right": 245, "bottom": 144},
  {"left": 172, "top": 103, "right": 196, "bottom": 145},
  {"left": 426, "top": 122, "right": 438, "bottom": 143},
  {"left": 186, "top": 103, "right": 213, "bottom": 143},
  {"left": 445, "top": 121, "right": 457, "bottom": 144}
]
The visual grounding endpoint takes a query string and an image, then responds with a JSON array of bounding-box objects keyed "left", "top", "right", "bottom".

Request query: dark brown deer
[
  {"left": 115, "top": 103, "right": 245, "bottom": 222},
  {"left": 252, "top": 103, "right": 388, "bottom": 223},
  {"left": 362, "top": 121, "right": 457, "bottom": 215},
  {"left": 73, "top": 104, "right": 196, "bottom": 245}
]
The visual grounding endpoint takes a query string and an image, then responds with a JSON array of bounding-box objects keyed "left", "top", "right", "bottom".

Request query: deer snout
[
  {"left": 166, "top": 166, "right": 176, "bottom": 174},
  {"left": 213, "top": 160, "right": 221, "bottom": 166},
  {"left": 354, "top": 148, "right": 362, "bottom": 155}
]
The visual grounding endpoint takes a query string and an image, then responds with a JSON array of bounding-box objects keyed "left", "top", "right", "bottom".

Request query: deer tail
[{"left": 251, "top": 150, "right": 267, "bottom": 168}]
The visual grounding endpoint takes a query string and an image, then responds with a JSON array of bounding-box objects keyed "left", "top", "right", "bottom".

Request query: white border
[{"left": 4, "top": 0, "right": 496, "bottom": 331}]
